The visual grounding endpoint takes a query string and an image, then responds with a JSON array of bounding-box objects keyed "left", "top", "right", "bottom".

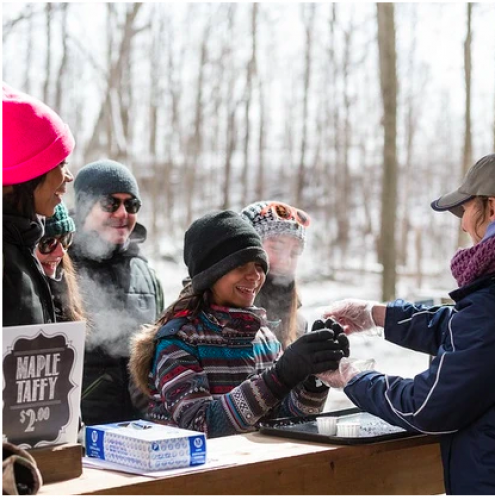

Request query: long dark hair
[
  {"left": 60, "top": 253, "right": 87, "bottom": 325},
  {"left": 130, "top": 284, "right": 212, "bottom": 396},
  {"left": 3, "top": 174, "right": 47, "bottom": 219},
  {"left": 155, "top": 283, "right": 213, "bottom": 327}
]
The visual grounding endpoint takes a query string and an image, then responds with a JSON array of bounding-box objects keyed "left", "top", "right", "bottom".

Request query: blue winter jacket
[{"left": 344, "top": 274, "right": 495, "bottom": 495}]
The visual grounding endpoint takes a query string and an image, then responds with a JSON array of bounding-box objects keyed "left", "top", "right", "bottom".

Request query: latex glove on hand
[
  {"left": 317, "top": 358, "right": 375, "bottom": 389},
  {"left": 323, "top": 299, "right": 382, "bottom": 336},
  {"left": 274, "top": 325, "right": 347, "bottom": 391}
]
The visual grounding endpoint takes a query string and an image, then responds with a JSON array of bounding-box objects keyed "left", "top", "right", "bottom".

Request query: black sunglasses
[
  {"left": 38, "top": 232, "right": 74, "bottom": 255},
  {"left": 98, "top": 195, "right": 142, "bottom": 214}
]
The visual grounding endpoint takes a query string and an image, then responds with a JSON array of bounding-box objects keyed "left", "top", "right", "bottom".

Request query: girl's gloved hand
[
  {"left": 311, "top": 318, "right": 350, "bottom": 357},
  {"left": 273, "top": 326, "right": 346, "bottom": 390},
  {"left": 322, "top": 299, "right": 382, "bottom": 336}
]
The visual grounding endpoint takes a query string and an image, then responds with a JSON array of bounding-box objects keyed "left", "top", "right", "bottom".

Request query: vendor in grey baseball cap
[{"left": 431, "top": 154, "right": 495, "bottom": 217}]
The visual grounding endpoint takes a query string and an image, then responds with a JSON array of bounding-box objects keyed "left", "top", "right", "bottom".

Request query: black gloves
[
  {"left": 302, "top": 319, "right": 350, "bottom": 393},
  {"left": 263, "top": 321, "right": 348, "bottom": 398},
  {"left": 311, "top": 318, "right": 350, "bottom": 358}
]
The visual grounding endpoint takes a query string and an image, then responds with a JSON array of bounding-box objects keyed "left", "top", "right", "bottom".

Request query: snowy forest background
[{"left": 3, "top": 2, "right": 495, "bottom": 409}]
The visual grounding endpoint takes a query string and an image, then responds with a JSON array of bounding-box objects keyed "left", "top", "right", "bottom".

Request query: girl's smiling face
[
  {"left": 35, "top": 235, "right": 67, "bottom": 278},
  {"left": 211, "top": 261, "right": 266, "bottom": 308}
]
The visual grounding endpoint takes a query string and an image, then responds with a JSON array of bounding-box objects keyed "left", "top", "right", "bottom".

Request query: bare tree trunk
[
  {"left": 336, "top": 22, "right": 353, "bottom": 259},
  {"left": 148, "top": 6, "right": 163, "bottom": 253},
  {"left": 255, "top": 79, "right": 266, "bottom": 200},
  {"left": 326, "top": 4, "right": 339, "bottom": 259},
  {"left": 221, "top": 5, "right": 238, "bottom": 210},
  {"left": 415, "top": 227, "right": 423, "bottom": 290},
  {"left": 222, "top": 107, "right": 237, "bottom": 210},
  {"left": 240, "top": 4, "right": 258, "bottom": 207},
  {"left": 54, "top": 4, "right": 69, "bottom": 114},
  {"left": 84, "top": 3, "right": 145, "bottom": 160},
  {"left": 22, "top": 4, "right": 34, "bottom": 94},
  {"left": 164, "top": 13, "right": 184, "bottom": 235},
  {"left": 185, "top": 20, "right": 210, "bottom": 226},
  {"left": 43, "top": 3, "right": 52, "bottom": 105},
  {"left": 377, "top": 3, "right": 398, "bottom": 302},
  {"left": 295, "top": 4, "right": 315, "bottom": 207},
  {"left": 458, "top": 3, "right": 473, "bottom": 248},
  {"left": 399, "top": 8, "right": 419, "bottom": 269}
]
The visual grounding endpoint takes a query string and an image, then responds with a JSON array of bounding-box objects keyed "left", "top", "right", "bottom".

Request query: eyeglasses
[
  {"left": 259, "top": 202, "right": 311, "bottom": 227},
  {"left": 98, "top": 195, "right": 142, "bottom": 214},
  {"left": 38, "top": 232, "right": 74, "bottom": 255}
]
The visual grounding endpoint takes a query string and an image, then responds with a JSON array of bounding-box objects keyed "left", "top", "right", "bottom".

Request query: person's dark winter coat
[
  {"left": 344, "top": 275, "right": 495, "bottom": 495},
  {"left": 70, "top": 222, "right": 163, "bottom": 425},
  {"left": 3, "top": 203, "right": 55, "bottom": 326}
]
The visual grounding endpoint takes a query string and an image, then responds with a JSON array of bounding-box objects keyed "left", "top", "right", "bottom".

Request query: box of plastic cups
[{"left": 85, "top": 420, "right": 207, "bottom": 471}]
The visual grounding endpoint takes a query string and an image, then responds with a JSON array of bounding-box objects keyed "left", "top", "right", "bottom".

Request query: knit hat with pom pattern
[{"left": 240, "top": 200, "right": 310, "bottom": 247}]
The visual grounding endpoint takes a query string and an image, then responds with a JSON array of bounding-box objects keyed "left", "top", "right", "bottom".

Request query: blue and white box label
[{"left": 85, "top": 420, "right": 207, "bottom": 471}]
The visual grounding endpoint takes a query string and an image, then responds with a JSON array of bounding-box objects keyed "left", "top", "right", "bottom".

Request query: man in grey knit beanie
[
  {"left": 69, "top": 159, "right": 163, "bottom": 428},
  {"left": 73, "top": 159, "right": 141, "bottom": 246}
]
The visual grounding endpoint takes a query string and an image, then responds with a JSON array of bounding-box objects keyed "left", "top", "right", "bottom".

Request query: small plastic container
[
  {"left": 336, "top": 421, "right": 360, "bottom": 438},
  {"left": 316, "top": 416, "right": 338, "bottom": 435}
]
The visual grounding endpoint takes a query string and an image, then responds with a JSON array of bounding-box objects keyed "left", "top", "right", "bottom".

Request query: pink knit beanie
[{"left": 2, "top": 82, "right": 75, "bottom": 186}]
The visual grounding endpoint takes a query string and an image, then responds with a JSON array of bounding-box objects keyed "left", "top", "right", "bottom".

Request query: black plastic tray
[{"left": 258, "top": 407, "right": 417, "bottom": 445}]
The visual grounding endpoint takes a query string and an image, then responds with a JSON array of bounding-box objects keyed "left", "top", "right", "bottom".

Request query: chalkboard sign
[{"left": 2, "top": 321, "right": 86, "bottom": 449}]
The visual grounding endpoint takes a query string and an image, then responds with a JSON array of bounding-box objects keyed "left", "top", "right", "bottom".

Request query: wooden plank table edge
[{"left": 39, "top": 432, "right": 445, "bottom": 495}]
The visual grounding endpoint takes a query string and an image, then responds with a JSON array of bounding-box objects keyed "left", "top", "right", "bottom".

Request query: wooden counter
[{"left": 39, "top": 432, "right": 445, "bottom": 495}]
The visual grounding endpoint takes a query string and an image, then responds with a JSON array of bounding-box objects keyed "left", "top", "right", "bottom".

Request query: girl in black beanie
[{"left": 130, "top": 210, "right": 348, "bottom": 438}]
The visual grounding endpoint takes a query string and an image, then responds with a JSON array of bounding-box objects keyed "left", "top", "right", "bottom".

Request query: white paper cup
[
  {"left": 336, "top": 422, "right": 360, "bottom": 438},
  {"left": 316, "top": 416, "right": 338, "bottom": 435}
]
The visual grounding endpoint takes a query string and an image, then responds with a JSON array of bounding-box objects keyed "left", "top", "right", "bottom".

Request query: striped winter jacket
[{"left": 130, "top": 304, "right": 327, "bottom": 438}]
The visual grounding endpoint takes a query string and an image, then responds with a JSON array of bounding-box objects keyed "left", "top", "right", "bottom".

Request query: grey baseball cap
[{"left": 431, "top": 154, "right": 495, "bottom": 218}]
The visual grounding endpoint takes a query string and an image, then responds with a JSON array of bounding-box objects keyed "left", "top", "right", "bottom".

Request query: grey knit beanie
[
  {"left": 44, "top": 201, "right": 75, "bottom": 237},
  {"left": 74, "top": 159, "right": 141, "bottom": 223}
]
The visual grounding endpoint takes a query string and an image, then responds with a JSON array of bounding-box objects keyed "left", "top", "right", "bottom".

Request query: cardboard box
[{"left": 85, "top": 420, "right": 207, "bottom": 471}]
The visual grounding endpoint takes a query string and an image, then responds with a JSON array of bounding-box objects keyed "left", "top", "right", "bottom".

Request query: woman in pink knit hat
[{"left": 3, "top": 82, "right": 75, "bottom": 327}]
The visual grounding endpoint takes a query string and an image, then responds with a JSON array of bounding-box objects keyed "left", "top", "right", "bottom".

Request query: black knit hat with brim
[{"left": 184, "top": 210, "right": 269, "bottom": 293}]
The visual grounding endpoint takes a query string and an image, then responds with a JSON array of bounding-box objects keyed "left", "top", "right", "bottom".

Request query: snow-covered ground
[{"left": 151, "top": 256, "right": 447, "bottom": 412}]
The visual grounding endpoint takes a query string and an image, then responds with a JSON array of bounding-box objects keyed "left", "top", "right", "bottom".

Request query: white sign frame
[{"left": 2, "top": 321, "right": 86, "bottom": 449}]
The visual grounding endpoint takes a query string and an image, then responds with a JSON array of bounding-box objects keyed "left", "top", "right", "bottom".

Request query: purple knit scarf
[{"left": 451, "top": 235, "right": 495, "bottom": 287}]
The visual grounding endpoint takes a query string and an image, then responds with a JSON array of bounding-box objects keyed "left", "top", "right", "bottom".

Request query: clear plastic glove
[
  {"left": 317, "top": 358, "right": 375, "bottom": 389},
  {"left": 323, "top": 299, "right": 382, "bottom": 336}
]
